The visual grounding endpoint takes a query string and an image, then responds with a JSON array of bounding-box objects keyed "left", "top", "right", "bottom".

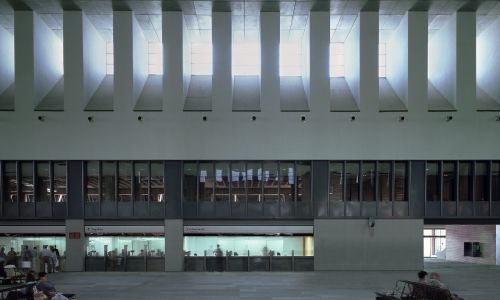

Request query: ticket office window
[
  {"left": 86, "top": 236, "right": 165, "bottom": 257},
  {"left": 0, "top": 236, "right": 66, "bottom": 256},
  {"left": 183, "top": 236, "right": 314, "bottom": 257}
]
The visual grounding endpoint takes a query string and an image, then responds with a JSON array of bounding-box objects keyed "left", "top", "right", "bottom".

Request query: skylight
[{"left": 279, "top": 41, "right": 302, "bottom": 76}]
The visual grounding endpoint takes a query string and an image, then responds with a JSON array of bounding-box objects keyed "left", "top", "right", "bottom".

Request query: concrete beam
[
  {"left": 164, "top": 12, "right": 190, "bottom": 112},
  {"left": 308, "top": 11, "right": 330, "bottom": 113},
  {"left": 212, "top": 12, "right": 232, "bottom": 112},
  {"left": 260, "top": 12, "right": 280, "bottom": 113}
]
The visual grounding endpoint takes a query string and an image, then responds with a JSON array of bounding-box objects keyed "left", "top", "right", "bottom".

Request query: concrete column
[
  {"left": 0, "top": 25, "right": 14, "bottom": 109},
  {"left": 14, "top": 11, "right": 35, "bottom": 113},
  {"left": 114, "top": 11, "right": 148, "bottom": 112},
  {"left": 163, "top": 12, "right": 189, "bottom": 112},
  {"left": 308, "top": 12, "right": 330, "bottom": 113},
  {"left": 165, "top": 219, "right": 184, "bottom": 271},
  {"left": 359, "top": 12, "right": 379, "bottom": 114},
  {"left": 314, "top": 219, "right": 423, "bottom": 270},
  {"left": 260, "top": 12, "right": 280, "bottom": 113},
  {"left": 456, "top": 12, "right": 475, "bottom": 113},
  {"left": 407, "top": 12, "right": 428, "bottom": 113},
  {"left": 212, "top": 12, "right": 232, "bottom": 112},
  {"left": 64, "top": 11, "right": 106, "bottom": 112},
  {"left": 65, "top": 219, "right": 85, "bottom": 272}
]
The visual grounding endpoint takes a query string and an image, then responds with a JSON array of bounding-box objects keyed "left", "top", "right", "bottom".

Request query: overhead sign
[
  {"left": 84, "top": 225, "right": 164, "bottom": 235},
  {"left": 0, "top": 226, "right": 65, "bottom": 234},
  {"left": 183, "top": 225, "right": 313, "bottom": 235}
]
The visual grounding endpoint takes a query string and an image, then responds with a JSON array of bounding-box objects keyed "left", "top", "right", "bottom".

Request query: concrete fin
[
  {"left": 134, "top": 75, "right": 163, "bottom": 111},
  {"left": 184, "top": 75, "right": 212, "bottom": 111},
  {"left": 0, "top": 83, "right": 15, "bottom": 111},
  {"left": 379, "top": 78, "right": 407, "bottom": 112},
  {"left": 477, "top": 87, "right": 500, "bottom": 111},
  {"left": 232, "top": 75, "right": 260, "bottom": 112},
  {"left": 280, "top": 76, "right": 310, "bottom": 112},
  {"left": 428, "top": 81, "right": 455, "bottom": 111},
  {"left": 330, "top": 77, "right": 359, "bottom": 112},
  {"left": 85, "top": 75, "right": 113, "bottom": 111},
  {"left": 35, "top": 77, "right": 64, "bottom": 111}
]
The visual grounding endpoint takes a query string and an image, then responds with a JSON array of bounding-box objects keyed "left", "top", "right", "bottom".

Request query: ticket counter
[
  {"left": 183, "top": 225, "right": 314, "bottom": 272},
  {"left": 84, "top": 226, "right": 165, "bottom": 272}
]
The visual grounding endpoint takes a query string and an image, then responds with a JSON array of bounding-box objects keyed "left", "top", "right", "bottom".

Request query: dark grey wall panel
[
  {"left": 312, "top": 161, "right": 328, "bottom": 217},
  {"left": 67, "top": 161, "right": 84, "bottom": 218},
  {"left": 410, "top": 161, "right": 425, "bottom": 217},
  {"left": 166, "top": 161, "right": 182, "bottom": 218}
]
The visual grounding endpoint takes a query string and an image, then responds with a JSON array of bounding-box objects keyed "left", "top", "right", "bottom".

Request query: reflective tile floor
[{"left": 47, "top": 261, "right": 499, "bottom": 300}]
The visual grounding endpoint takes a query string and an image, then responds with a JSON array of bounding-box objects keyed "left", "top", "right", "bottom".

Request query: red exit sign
[{"left": 68, "top": 232, "right": 81, "bottom": 239}]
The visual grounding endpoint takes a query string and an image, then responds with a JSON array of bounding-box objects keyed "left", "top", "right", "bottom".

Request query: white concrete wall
[
  {"left": 497, "top": 225, "right": 500, "bottom": 265},
  {"left": 314, "top": 219, "right": 423, "bottom": 270},
  {"left": 477, "top": 16, "right": 500, "bottom": 102},
  {"left": 0, "top": 25, "right": 14, "bottom": 95}
]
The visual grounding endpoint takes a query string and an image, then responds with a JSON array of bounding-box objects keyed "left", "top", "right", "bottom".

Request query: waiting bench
[{"left": 376, "top": 280, "right": 453, "bottom": 300}]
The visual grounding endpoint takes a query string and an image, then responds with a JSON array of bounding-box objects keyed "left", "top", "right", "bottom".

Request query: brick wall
[{"left": 445, "top": 225, "right": 496, "bottom": 265}]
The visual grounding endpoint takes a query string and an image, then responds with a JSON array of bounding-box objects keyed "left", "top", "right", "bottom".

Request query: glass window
[
  {"left": 199, "top": 162, "right": 214, "bottom": 202},
  {"left": 377, "top": 162, "right": 391, "bottom": 201},
  {"left": 134, "top": 162, "right": 149, "bottom": 202},
  {"left": 247, "top": 161, "right": 262, "bottom": 203},
  {"left": 362, "top": 162, "right": 375, "bottom": 201},
  {"left": 279, "top": 161, "right": 294, "bottom": 202},
  {"left": 423, "top": 228, "right": 446, "bottom": 258},
  {"left": 0, "top": 236, "right": 66, "bottom": 256},
  {"left": 86, "top": 161, "right": 99, "bottom": 202},
  {"left": 86, "top": 236, "right": 164, "bottom": 257},
  {"left": 21, "top": 162, "right": 34, "bottom": 203},
  {"left": 459, "top": 161, "right": 473, "bottom": 201},
  {"left": 215, "top": 161, "right": 230, "bottom": 202},
  {"left": 493, "top": 162, "right": 499, "bottom": 201},
  {"left": 102, "top": 161, "right": 116, "bottom": 202},
  {"left": 263, "top": 161, "right": 279, "bottom": 201},
  {"left": 183, "top": 235, "right": 314, "bottom": 257},
  {"left": 36, "top": 162, "right": 50, "bottom": 202},
  {"left": 475, "top": 162, "right": 489, "bottom": 202},
  {"left": 329, "top": 162, "right": 344, "bottom": 201},
  {"left": 296, "top": 161, "right": 311, "bottom": 202},
  {"left": 53, "top": 161, "right": 66, "bottom": 203},
  {"left": 395, "top": 162, "right": 407, "bottom": 201},
  {"left": 345, "top": 162, "right": 360, "bottom": 201},
  {"left": 426, "top": 162, "right": 440, "bottom": 201},
  {"left": 4, "top": 162, "right": 17, "bottom": 203},
  {"left": 230, "top": 161, "right": 246, "bottom": 203},
  {"left": 150, "top": 161, "right": 164, "bottom": 203},
  {"left": 183, "top": 162, "right": 197, "bottom": 202},
  {"left": 118, "top": 161, "right": 132, "bottom": 202},
  {"left": 442, "top": 162, "right": 456, "bottom": 201}
]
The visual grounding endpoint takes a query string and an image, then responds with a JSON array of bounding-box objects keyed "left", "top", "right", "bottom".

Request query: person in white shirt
[{"left": 40, "top": 245, "right": 53, "bottom": 273}]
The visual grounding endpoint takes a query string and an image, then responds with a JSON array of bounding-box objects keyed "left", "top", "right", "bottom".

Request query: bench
[
  {"left": 0, "top": 282, "right": 35, "bottom": 300},
  {"left": 376, "top": 280, "right": 454, "bottom": 300}
]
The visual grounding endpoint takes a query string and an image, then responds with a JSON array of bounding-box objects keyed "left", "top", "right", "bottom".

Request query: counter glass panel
[
  {"left": 183, "top": 236, "right": 314, "bottom": 257},
  {"left": 86, "top": 236, "right": 165, "bottom": 257},
  {"left": 0, "top": 236, "right": 65, "bottom": 255}
]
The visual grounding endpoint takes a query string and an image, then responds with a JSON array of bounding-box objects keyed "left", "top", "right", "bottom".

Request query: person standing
[
  {"left": 6, "top": 248, "right": 17, "bottom": 266},
  {"left": 213, "top": 244, "right": 224, "bottom": 272},
  {"left": 21, "top": 246, "right": 33, "bottom": 271},
  {"left": 40, "top": 245, "right": 53, "bottom": 273}
]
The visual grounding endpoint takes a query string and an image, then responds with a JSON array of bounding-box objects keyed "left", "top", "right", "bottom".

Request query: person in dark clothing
[{"left": 37, "top": 272, "right": 75, "bottom": 299}]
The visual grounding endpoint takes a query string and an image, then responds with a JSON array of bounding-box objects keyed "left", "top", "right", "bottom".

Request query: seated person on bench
[{"left": 37, "top": 272, "right": 75, "bottom": 299}]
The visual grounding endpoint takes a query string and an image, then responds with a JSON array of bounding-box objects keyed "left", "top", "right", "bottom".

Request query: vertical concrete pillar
[
  {"left": 65, "top": 219, "right": 85, "bottom": 272},
  {"left": 14, "top": 11, "right": 35, "bottom": 113},
  {"left": 407, "top": 12, "right": 428, "bottom": 113},
  {"left": 308, "top": 12, "right": 330, "bottom": 113},
  {"left": 63, "top": 11, "right": 84, "bottom": 113},
  {"left": 456, "top": 12, "right": 475, "bottom": 113},
  {"left": 164, "top": 12, "right": 189, "bottom": 112},
  {"left": 165, "top": 219, "right": 184, "bottom": 271},
  {"left": 260, "top": 12, "right": 280, "bottom": 113},
  {"left": 212, "top": 12, "right": 232, "bottom": 112},
  {"left": 0, "top": 25, "right": 14, "bottom": 109},
  {"left": 359, "top": 12, "right": 379, "bottom": 114}
]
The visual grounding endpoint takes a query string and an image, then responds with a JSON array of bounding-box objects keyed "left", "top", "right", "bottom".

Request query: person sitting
[
  {"left": 428, "top": 272, "right": 464, "bottom": 300},
  {"left": 37, "top": 272, "right": 75, "bottom": 299},
  {"left": 417, "top": 270, "right": 428, "bottom": 283}
]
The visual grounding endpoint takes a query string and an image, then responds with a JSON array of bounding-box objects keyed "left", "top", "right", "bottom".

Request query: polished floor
[{"left": 47, "top": 261, "right": 499, "bottom": 300}]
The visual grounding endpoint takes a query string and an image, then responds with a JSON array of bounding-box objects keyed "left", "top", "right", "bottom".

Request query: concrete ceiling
[{"left": 0, "top": 0, "right": 500, "bottom": 42}]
